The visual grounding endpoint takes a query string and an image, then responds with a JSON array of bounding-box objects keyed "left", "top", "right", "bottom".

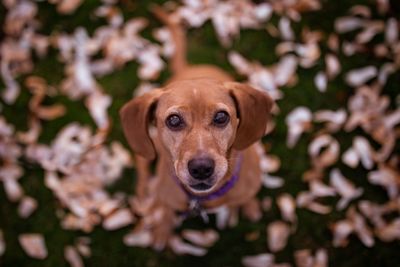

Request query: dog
[{"left": 120, "top": 6, "right": 273, "bottom": 250}]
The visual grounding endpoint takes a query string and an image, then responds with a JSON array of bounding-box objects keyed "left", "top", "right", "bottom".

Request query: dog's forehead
[{"left": 159, "top": 79, "right": 234, "bottom": 108}]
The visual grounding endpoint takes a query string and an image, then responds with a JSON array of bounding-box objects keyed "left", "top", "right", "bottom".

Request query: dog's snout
[{"left": 188, "top": 157, "right": 215, "bottom": 180}]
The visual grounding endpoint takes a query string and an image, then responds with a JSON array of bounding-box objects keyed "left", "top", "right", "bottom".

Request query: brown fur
[{"left": 120, "top": 6, "right": 273, "bottom": 250}]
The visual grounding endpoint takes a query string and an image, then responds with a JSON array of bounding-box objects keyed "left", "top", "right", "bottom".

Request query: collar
[{"left": 172, "top": 153, "right": 243, "bottom": 203}]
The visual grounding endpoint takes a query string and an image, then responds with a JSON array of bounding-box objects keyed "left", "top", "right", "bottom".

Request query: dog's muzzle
[{"left": 187, "top": 157, "right": 215, "bottom": 190}]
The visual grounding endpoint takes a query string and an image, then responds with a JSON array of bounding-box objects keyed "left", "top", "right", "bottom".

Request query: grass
[{"left": 1, "top": 0, "right": 400, "bottom": 266}]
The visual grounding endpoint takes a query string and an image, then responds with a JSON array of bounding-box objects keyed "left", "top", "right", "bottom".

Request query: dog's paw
[
  {"left": 151, "top": 224, "right": 172, "bottom": 251},
  {"left": 152, "top": 233, "right": 169, "bottom": 251}
]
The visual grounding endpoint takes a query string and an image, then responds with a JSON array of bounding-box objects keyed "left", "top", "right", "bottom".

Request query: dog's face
[
  {"left": 120, "top": 79, "right": 272, "bottom": 195},
  {"left": 155, "top": 80, "right": 238, "bottom": 193}
]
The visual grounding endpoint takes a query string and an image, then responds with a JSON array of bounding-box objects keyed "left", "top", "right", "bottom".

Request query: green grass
[{"left": 1, "top": 0, "right": 400, "bottom": 266}]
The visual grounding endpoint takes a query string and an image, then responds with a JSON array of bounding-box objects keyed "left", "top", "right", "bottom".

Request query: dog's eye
[
  {"left": 213, "top": 111, "right": 230, "bottom": 127},
  {"left": 166, "top": 114, "right": 185, "bottom": 130}
]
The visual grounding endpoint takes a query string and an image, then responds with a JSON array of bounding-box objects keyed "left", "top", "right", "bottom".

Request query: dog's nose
[{"left": 188, "top": 157, "right": 215, "bottom": 180}]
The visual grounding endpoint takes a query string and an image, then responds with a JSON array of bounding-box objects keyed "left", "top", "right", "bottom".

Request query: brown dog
[{"left": 120, "top": 7, "right": 273, "bottom": 250}]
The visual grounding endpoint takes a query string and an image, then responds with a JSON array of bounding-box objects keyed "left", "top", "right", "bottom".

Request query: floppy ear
[
  {"left": 224, "top": 82, "right": 273, "bottom": 150},
  {"left": 119, "top": 89, "right": 163, "bottom": 160}
]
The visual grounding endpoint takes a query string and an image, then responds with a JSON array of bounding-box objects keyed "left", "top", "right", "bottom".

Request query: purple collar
[{"left": 172, "top": 153, "right": 243, "bottom": 203}]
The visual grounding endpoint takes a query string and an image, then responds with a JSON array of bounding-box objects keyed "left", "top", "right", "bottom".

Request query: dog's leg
[
  {"left": 241, "top": 197, "right": 262, "bottom": 222},
  {"left": 135, "top": 154, "right": 151, "bottom": 199},
  {"left": 152, "top": 206, "right": 176, "bottom": 251}
]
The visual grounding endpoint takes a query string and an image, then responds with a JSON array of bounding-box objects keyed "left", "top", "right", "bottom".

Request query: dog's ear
[
  {"left": 224, "top": 82, "right": 273, "bottom": 150},
  {"left": 119, "top": 89, "right": 163, "bottom": 160}
]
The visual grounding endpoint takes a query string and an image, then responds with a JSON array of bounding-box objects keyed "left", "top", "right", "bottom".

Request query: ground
[{"left": 0, "top": 0, "right": 400, "bottom": 267}]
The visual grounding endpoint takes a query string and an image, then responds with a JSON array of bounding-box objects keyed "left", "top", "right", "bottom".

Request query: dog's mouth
[{"left": 189, "top": 182, "right": 213, "bottom": 191}]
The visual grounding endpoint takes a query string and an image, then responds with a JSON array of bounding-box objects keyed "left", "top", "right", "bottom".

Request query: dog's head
[{"left": 120, "top": 79, "right": 273, "bottom": 195}]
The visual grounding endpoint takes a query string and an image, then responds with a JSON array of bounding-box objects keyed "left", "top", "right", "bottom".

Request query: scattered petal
[
  {"left": 262, "top": 174, "right": 285, "bottom": 189},
  {"left": 65, "top": 245, "right": 84, "bottom": 267},
  {"left": 18, "top": 196, "right": 38, "bottom": 218},
  {"left": 330, "top": 169, "right": 363, "bottom": 210},
  {"left": 124, "top": 230, "right": 153, "bottom": 248},
  {"left": 19, "top": 234, "right": 48, "bottom": 260},
  {"left": 345, "top": 66, "right": 378, "bottom": 87},
  {"left": 103, "top": 208, "right": 134, "bottom": 231},
  {"left": 242, "top": 253, "right": 275, "bottom": 267},
  {"left": 314, "top": 71, "right": 327, "bottom": 92},
  {"left": 267, "top": 221, "right": 291, "bottom": 252},
  {"left": 286, "top": 107, "right": 312, "bottom": 148},
  {"left": 168, "top": 235, "right": 207, "bottom": 256},
  {"left": 277, "top": 194, "right": 297, "bottom": 224},
  {"left": 181, "top": 229, "right": 219, "bottom": 247}
]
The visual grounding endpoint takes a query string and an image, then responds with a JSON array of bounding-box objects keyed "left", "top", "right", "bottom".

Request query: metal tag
[{"left": 188, "top": 199, "right": 209, "bottom": 223}]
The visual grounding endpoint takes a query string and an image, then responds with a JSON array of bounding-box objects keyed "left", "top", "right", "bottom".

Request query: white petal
[
  {"left": 19, "top": 234, "right": 48, "bottom": 259},
  {"left": 123, "top": 230, "right": 152, "bottom": 247},
  {"left": 65, "top": 246, "right": 84, "bottom": 267},
  {"left": 242, "top": 253, "right": 275, "bottom": 267},
  {"left": 18, "top": 196, "right": 38, "bottom": 218},
  {"left": 267, "top": 221, "right": 291, "bottom": 252},
  {"left": 181, "top": 229, "right": 219, "bottom": 247},
  {"left": 103, "top": 208, "right": 134, "bottom": 230},
  {"left": 345, "top": 66, "right": 377, "bottom": 87},
  {"left": 314, "top": 72, "right": 327, "bottom": 92},
  {"left": 169, "top": 236, "right": 207, "bottom": 256}
]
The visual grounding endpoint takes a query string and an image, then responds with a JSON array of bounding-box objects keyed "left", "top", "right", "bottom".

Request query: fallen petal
[
  {"left": 277, "top": 194, "right": 297, "bottom": 224},
  {"left": 330, "top": 169, "right": 363, "bottom": 210},
  {"left": 342, "top": 148, "right": 359, "bottom": 168},
  {"left": 103, "top": 208, "right": 134, "bottom": 230},
  {"left": 19, "top": 234, "right": 48, "bottom": 259},
  {"left": 3, "top": 177, "right": 24, "bottom": 202},
  {"left": 18, "top": 196, "right": 38, "bottom": 218},
  {"left": 262, "top": 174, "right": 285, "bottom": 189},
  {"left": 335, "top": 17, "right": 364, "bottom": 33},
  {"left": 181, "top": 229, "right": 219, "bottom": 247},
  {"left": 267, "top": 221, "right": 290, "bottom": 252},
  {"left": 286, "top": 106, "right": 312, "bottom": 148},
  {"left": 345, "top": 66, "right": 377, "bottom": 87},
  {"left": 124, "top": 230, "right": 153, "bottom": 247},
  {"left": 375, "top": 219, "right": 400, "bottom": 242},
  {"left": 331, "top": 220, "right": 353, "bottom": 247},
  {"left": 314, "top": 71, "right": 327, "bottom": 92},
  {"left": 65, "top": 245, "right": 84, "bottom": 267},
  {"left": 325, "top": 54, "right": 341, "bottom": 80},
  {"left": 242, "top": 253, "right": 275, "bottom": 267},
  {"left": 169, "top": 235, "right": 207, "bottom": 256},
  {"left": 385, "top": 18, "right": 398, "bottom": 44},
  {"left": 353, "top": 136, "right": 374, "bottom": 170}
]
